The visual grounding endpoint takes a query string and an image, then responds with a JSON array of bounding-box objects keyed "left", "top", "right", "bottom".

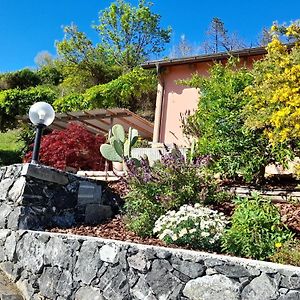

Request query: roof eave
[{"left": 141, "top": 47, "right": 267, "bottom": 69}]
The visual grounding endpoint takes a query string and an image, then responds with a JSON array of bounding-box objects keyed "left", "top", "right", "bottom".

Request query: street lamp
[{"left": 29, "top": 102, "right": 55, "bottom": 164}]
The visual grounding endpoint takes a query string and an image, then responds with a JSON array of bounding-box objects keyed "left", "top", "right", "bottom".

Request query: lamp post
[{"left": 29, "top": 102, "right": 55, "bottom": 164}]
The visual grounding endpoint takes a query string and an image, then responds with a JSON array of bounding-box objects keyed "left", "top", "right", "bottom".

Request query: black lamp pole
[{"left": 31, "top": 123, "right": 45, "bottom": 164}]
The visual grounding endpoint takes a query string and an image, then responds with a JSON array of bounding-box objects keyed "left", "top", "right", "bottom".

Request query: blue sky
[{"left": 1, "top": 0, "right": 300, "bottom": 72}]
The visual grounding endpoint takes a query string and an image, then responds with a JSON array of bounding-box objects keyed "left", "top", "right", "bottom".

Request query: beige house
[{"left": 142, "top": 47, "right": 267, "bottom": 146}]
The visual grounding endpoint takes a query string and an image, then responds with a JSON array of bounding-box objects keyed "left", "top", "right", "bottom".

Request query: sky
[{"left": 0, "top": 0, "right": 300, "bottom": 72}]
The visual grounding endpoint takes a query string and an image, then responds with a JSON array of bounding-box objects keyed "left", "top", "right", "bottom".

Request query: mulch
[
  {"left": 48, "top": 214, "right": 169, "bottom": 248},
  {"left": 49, "top": 180, "right": 300, "bottom": 246},
  {"left": 48, "top": 202, "right": 300, "bottom": 250}
]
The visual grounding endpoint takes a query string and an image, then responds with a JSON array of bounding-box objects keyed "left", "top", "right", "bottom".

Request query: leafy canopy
[
  {"left": 53, "top": 67, "right": 157, "bottom": 113},
  {"left": 244, "top": 21, "right": 300, "bottom": 146},
  {"left": 56, "top": 24, "right": 121, "bottom": 93},
  {"left": 95, "top": 0, "right": 171, "bottom": 69},
  {"left": 0, "top": 86, "right": 57, "bottom": 131},
  {"left": 181, "top": 60, "right": 269, "bottom": 182}
]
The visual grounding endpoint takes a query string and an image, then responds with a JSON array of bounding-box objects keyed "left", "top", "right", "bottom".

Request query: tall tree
[
  {"left": 202, "top": 17, "right": 246, "bottom": 53},
  {"left": 56, "top": 24, "right": 121, "bottom": 93},
  {"left": 95, "top": 0, "right": 171, "bottom": 70}
]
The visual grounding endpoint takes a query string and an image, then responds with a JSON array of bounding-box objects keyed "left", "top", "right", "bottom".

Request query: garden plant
[{"left": 121, "top": 21, "right": 300, "bottom": 264}]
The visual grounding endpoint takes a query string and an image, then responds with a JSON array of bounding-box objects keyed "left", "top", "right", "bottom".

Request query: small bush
[
  {"left": 270, "top": 239, "right": 300, "bottom": 266},
  {"left": 0, "top": 86, "right": 57, "bottom": 131},
  {"left": 221, "top": 194, "right": 293, "bottom": 260},
  {"left": 154, "top": 204, "right": 228, "bottom": 251},
  {"left": 124, "top": 146, "right": 223, "bottom": 237},
  {"left": 24, "top": 123, "right": 106, "bottom": 172},
  {"left": 180, "top": 61, "right": 270, "bottom": 183}
]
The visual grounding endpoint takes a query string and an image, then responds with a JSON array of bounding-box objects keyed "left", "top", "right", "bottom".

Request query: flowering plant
[
  {"left": 153, "top": 204, "right": 228, "bottom": 251},
  {"left": 124, "top": 146, "right": 219, "bottom": 237}
]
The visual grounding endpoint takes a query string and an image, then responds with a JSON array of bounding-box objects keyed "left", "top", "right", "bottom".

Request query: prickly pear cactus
[{"left": 100, "top": 124, "right": 139, "bottom": 163}]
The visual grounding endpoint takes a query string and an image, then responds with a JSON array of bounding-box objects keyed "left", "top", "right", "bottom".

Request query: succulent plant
[{"left": 100, "top": 124, "right": 139, "bottom": 163}]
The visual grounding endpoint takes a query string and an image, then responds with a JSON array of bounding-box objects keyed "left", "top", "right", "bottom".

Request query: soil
[
  {"left": 49, "top": 180, "right": 300, "bottom": 247},
  {"left": 49, "top": 202, "right": 300, "bottom": 250},
  {"left": 49, "top": 214, "right": 171, "bottom": 248}
]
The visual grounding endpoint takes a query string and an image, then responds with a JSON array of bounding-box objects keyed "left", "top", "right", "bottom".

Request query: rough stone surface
[
  {"left": 99, "top": 244, "right": 119, "bottom": 264},
  {"left": 74, "top": 241, "right": 102, "bottom": 284},
  {"left": 278, "top": 290, "right": 300, "bottom": 300},
  {"left": 241, "top": 273, "right": 279, "bottom": 300},
  {"left": 214, "top": 264, "right": 250, "bottom": 278},
  {"left": 0, "top": 268, "right": 24, "bottom": 300},
  {"left": 0, "top": 230, "right": 299, "bottom": 299},
  {"left": 1, "top": 164, "right": 300, "bottom": 299},
  {"left": 128, "top": 252, "right": 148, "bottom": 272},
  {"left": 38, "top": 267, "right": 61, "bottom": 299},
  {"left": 146, "top": 259, "right": 180, "bottom": 299},
  {"left": 85, "top": 204, "right": 113, "bottom": 224},
  {"left": 183, "top": 274, "right": 240, "bottom": 300},
  {"left": 0, "top": 164, "right": 109, "bottom": 230},
  {"left": 281, "top": 275, "right": 300, "bottom": 289},
  {"left": 171, "top": 255, "right": 205, "bottom": 278},
  {"left": 75, "top": 287, "right": 105, "bottom": 300}
]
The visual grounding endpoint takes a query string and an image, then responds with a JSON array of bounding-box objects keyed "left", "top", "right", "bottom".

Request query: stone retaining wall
[
  {"left": 227, "top": 185, "right": 300, "bottom": 203},
  {"left": 0, "top": 229, "right": 299, "bottom": 300},
  {"left": 0, "top": 164, "right": 116, "bottom": 230}
]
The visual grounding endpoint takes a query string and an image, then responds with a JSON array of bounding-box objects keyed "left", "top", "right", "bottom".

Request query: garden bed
[{"left": 48, "top": 199, "right": 300, "bottom": 259}]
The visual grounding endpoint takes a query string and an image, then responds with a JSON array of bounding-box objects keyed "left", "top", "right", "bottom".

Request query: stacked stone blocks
[{"left": 0, "top": 230, "right": 300, "bottom": 300}]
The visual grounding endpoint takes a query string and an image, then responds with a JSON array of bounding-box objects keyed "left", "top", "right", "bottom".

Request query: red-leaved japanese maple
[{"left": 24, "top": 122, "right": 106, "bottom": 171}]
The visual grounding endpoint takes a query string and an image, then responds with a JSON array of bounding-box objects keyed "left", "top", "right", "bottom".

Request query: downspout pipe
[{"left": 152, "top": 63, "right": 164, "bottom": 145}]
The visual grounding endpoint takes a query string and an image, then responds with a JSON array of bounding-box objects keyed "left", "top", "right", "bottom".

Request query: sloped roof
[
  {"left": 141, "top": 46, "right": 267, "bottom": 69},
  {"left": 21, "top": 108, "right": 154, "bottom": 140}
]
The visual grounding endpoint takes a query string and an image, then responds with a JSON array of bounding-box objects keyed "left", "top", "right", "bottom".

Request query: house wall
[{"left": 157, "top": 54, "right": 264, "bottom": 146}]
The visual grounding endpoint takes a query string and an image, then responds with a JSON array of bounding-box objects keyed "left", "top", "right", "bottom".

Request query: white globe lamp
[{"left": 29, "top": 102, "right": 55, "bottom": 164}]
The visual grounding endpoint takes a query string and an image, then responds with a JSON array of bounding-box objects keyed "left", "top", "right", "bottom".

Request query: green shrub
[
  {"left": 124, "top": 147, "right": 222, "bottom": 237},
  {"left": 153, "top": 204, "right": 228, "bottom": 251},
  {"left": 269, "top": 239, "right": 300, "bottom": 266},
  {"left": 0, "top": 68, "right": 41, "bottom": 90},
  {"left": 84, "top": 67, "right": 157, "bottom": 109},
  {"left": 181, "top": 61, "right": 270, "bottom": 183},
  {"left": 53, "top": 93, "right": 87, "bottom": 113},
  {"left": 221, "top": 194, "right": 293, "bottom": 260},
  {"left": 0, "top": 86, "right": 57, "bottom": 131}
]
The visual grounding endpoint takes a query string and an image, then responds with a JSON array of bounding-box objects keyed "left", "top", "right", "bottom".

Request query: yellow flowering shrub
[{"left": 245, "top": 21, "right": 300, "bottom": 145}]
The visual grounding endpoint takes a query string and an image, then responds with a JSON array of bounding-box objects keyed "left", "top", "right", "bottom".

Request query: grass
[{"left": 0, "top": 129, "right": 24, "bottom": 166}]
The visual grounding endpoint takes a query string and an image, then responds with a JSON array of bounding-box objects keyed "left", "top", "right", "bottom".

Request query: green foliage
[
  {"left": 244, "top": 22, "right": 300, "bottom": 148},
  {"left": 0, "top": 86, "right": 57, "bottom": 131},
  {"left": 153, "top": 204, "right": 228, "bottom": 251},
  {"left": 0, "top": 129, "right": 25, "bottom": 166},
  {"left": 124, "top": 148, "right": 220, "bottom": 237},
  {"left": 0, "top": 69, "right": 41, "bottom": 90},
  {"left": 84, "top": 68, "right": 157, "bottom": 110},
  {"left": 270, "top": 239, "right": 300, "bottom": 266},
  {"left": 53, "top": 68, "right": 156, "bottom": 113},
  {"left": 181, "top": 61, "right": 270, "bottom": 182},
  {"left": 37, "top": 65, "right": 63, "bottom": 86},
  {"left": 124, "top": 192, "right": 165, "bottom": 237},
  {"left": 53, "top": 93, "right": 87, "bottom": 113},
  {"left": 100, "top": 124, "right": 138, "bottom": 162},
  {"left": 221, "top": 194, "right": 293, "bottom": 260},
  {"left": 95, "top": 0, "right": 171, "bottom": 69},
  {"left": 56, "top": 24, "right": 121, "bottom": 93}
]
